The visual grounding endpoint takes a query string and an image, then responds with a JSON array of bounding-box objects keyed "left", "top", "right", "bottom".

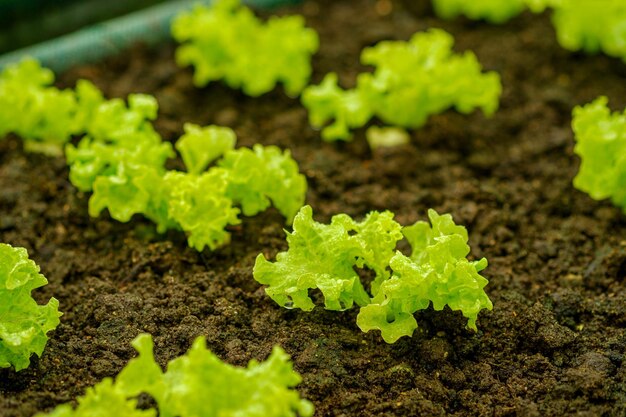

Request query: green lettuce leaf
[
  {"left": 254, "top": 205, "right": 403, "bottom": 311},
  {"left": 572, "top": 96, "right": 626, "bottom": 210},
  {"left": 175, "top": 123, "right": 236, "bottom": 175},
  {"left": 358, "top": 210, "right": 492, "bottom": 343},
  {"left": 255, "top": 207, "right": 492, "bottom": 343},
  {"left": 301, "top": 29, "right": 501, "bottom": 141},
  {"left": 433, "top": 0, "right": 626, "bottom": 62},
  {"left": 65, "top": 93, "right": 172, "bottom": 194},
  {"left": 0, "top": 244, "right": 61, "bottom": 371},
  {"left": 0, "top": 59, "right": 79, "bottom": 155},
  {"left": 172, "top": 0, "right": 318, "bottom": 96}
]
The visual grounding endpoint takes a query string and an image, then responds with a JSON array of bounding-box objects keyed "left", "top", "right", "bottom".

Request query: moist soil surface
[{"left": 1, "top": 0, "right": 626, "bottom": 416}]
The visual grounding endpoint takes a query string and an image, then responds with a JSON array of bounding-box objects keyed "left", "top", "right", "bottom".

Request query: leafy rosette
[
  {"left": 302, "top": 29, "right": 501, "bottom": 141},
  {"left": 0, "top": 59, "right": 79, "bottom": 154},
  {"left": 172, "top": 0, "right": 319, "bottom": 96},
  {"left": 0, "top": 244, "right": 61, "bottom": 371},
  {"left": 254, "top": 207, "right": 492, "bottom": 343},
  {"left": 549, "top": 0, "right": 626, "bottom": 61},
  {"left": 39, "top": 334, "right": 313, "bottom": 417},
  {"left": 572, "top": 97, "right": 626, "bottom": 211},
  {"left": 65, "top": 94, "right": 174, "bottom": 223}
]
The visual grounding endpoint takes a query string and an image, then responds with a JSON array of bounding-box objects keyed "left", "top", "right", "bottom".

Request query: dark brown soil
[{"left": 2, "top": 0, "right": 626, "bottom": 416}]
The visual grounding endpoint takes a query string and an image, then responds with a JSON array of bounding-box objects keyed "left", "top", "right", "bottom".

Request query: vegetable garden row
[{"left": 2, "top": 0, "right": 625, "bottom": 415}]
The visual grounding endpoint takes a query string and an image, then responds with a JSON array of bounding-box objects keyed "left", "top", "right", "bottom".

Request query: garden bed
[{"left": 1, "top": 0, "right": 625, "bottom": 415}]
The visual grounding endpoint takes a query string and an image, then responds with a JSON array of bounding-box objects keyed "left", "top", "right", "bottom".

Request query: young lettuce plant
[
  {"left": 39, "top": 334, "right": 313, "bottom": 417},
  {"left": 65, "top": 90, "right": 175, "bottom": 222},
  {"left": 0, "top": 59, "right": 79, "bottom": 155},
  {"left": 171, "top": 0, "right": 319, "bottom": 97},
  {"left": 571, "top": 97, "right": 626, "bottom": 211},
  {"left": 70, "top": 119, "right": 307, "bottom": 251},
  {"left": 0, "top": 244, "right": 61, "bottom": 371},
  {"left": 254, "top": 206, "right": 492, "bottom": 343},
  {"left": 301, "top": 29, "right": 502, "bottom": 141},
  {"left": 547, "top": 0, "right": 626, "bottom": 62}
]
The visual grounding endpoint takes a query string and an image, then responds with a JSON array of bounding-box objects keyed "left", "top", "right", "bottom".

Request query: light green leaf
[
  {"left": 172, "top": 0, "right": 318, "bottom": 96},
  {"left": 301, "top": 29, "right": 501, "bottom": 141},
  {"left": 0, "top": 244, "right": 61, "bottom": 371},
  {"left": 176, "top": 123, "right": 236, "bottom": 174}
]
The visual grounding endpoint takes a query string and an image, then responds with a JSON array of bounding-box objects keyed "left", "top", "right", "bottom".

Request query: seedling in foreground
[
  {"left": 172, "top": 0, "right": 319, "bottom": 97},
  {"left": 39, "top": 334, "right": 313, "bottom": 417},
  {"left": 301, "top": 29, "right": 501, "bottom": 142},
  {"left": 0, "top": 244, "right": 61, "bottom": 371},
  {"left": 254, "top": 206, "right": 492, "bottom": 343}
]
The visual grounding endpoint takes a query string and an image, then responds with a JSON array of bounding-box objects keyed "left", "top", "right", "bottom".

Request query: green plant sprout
[
  {"left": 254, "top": 206, "right": 492, "bottom": 343},
  {"left": 0, "top": 60, "right": 307, "bottom": 252},
  {"left": 301, "top": 29, "right": 501, "bottom": 142},
  {"left": 0, "top": 244, "right": 61, "bottom": 371},
  {"left": 0, "top": 59, "right": 79, "bottom": 155},
  {"left": 547, "top": 0, "right": 626, "bottom": 62},
  {"left": 572, "top": 97, "right": 626, "bottom": 211},
  {"left": 39, "top": 334, "right": 313, "bottom": 417},
  {"left": 69, "top": 121, "right": 306, "bottom": 251},
  {"left": 172, "top": 0, "right": 319, "bottom": 97}
]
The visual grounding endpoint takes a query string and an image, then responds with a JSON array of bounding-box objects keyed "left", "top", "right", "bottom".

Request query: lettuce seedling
[
  {"left": 572, "top": 97, "right": 626, "bottom": 211},
  {"left": 72, "top": 119, "right": 306, "bottom": 251},
  {"left": 0, "top": 244, "right": 61, "bottom": 371},
  {"left": 65, "top": 93, "right": 175, "bottom": 223},
  {"left": 0, "top": 59, "right": 79, "bottom": 155},
  {"left": 172, "top": 0, "right": 319, "bottom": 97},
  {"left": 254, "top": 206, "right": 492, "bottom": 343},
  {"left": 547, "top": 0, "right": 626, "bottom": 62},
  {"left": 39, "top": 334, "right": 313, "bottom": 417},
  {"left": 302, "top": 29, "right": 501, "bottom": 141}
]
